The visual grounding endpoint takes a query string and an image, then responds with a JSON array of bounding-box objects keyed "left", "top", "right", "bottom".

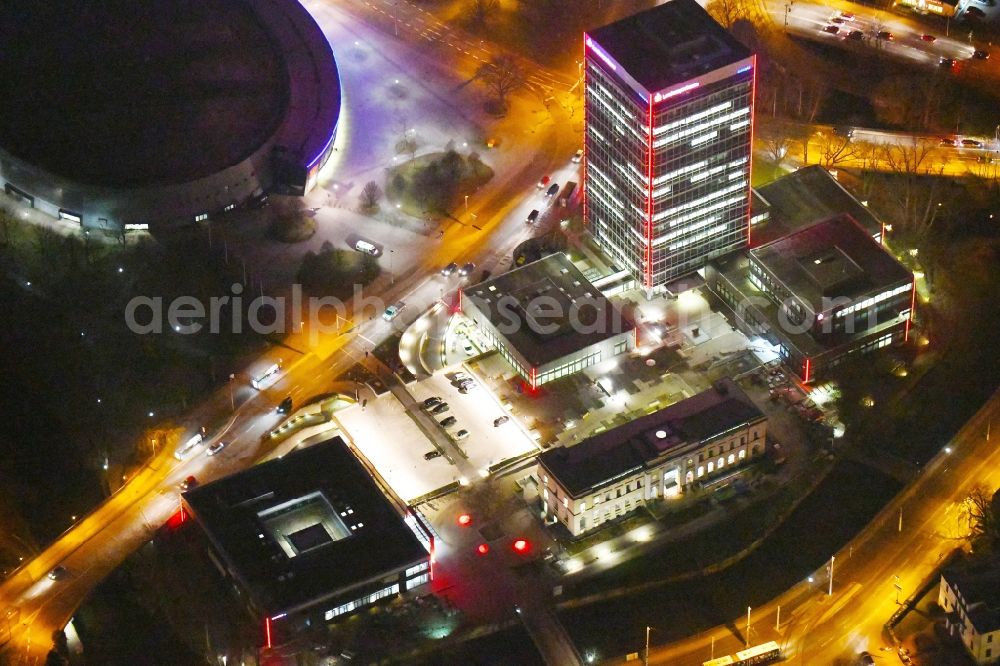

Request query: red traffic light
[
  {"left": 477, "top": 543, "right": 490, "bottom": 555},
  {"left": 512, "top": 538, "right": 530, "bottom": 553},
  {"left": 457, "top": 513, "right": 473, "bottom": 526}
]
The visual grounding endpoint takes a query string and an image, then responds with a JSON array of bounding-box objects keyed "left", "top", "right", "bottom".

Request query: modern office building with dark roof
[
  {"left": 706, "top": 214, "right": 915, "bottom": 382},
  {"left": 752, "top": 166, "right": 885, "bottom": 246},
  {"left": 939, "top": 555, "right": 1000, "bottom": 664},
  {"left": 460, "top": 253, "right": 635, "bottom": 388},
  {"left": 182, "top": 437, "right": 432, "bottom": 648},
  {"left": 583, "top": 0, "right": 755, "bottom": 295},
  {"left": 537, "top": 378, "right": 766, "bottom": 536}
]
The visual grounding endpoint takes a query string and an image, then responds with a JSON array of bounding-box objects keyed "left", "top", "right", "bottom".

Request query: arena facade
[{"left": 0, "top": 0, "right": 340, "bottom": 232}]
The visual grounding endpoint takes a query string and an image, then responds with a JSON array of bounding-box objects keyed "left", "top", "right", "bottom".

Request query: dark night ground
[{"left": 558, "top": 459, "right": 902, "bottom": 658}]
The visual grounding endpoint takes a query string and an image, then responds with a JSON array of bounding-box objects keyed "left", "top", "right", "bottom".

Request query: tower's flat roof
[{"left": 587, "top": 0, "right": 751, "bottom": 95}]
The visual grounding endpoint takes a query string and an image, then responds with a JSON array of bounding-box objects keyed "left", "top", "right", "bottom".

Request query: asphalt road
[{"left": 613, "top": 388, "right": 1000, "bottom": 665}]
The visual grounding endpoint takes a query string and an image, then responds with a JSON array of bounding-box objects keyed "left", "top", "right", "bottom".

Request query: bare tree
[
  {"left": 476, "top": 55, "right": 525, "bottom": 111},
  {"left": 763, "top": 135, "right": 793, "bottom": 166},
  {"left": 470, "top": 0, "right": 498, "bottom": 26},
  {"left": 960, "top": 486, "right": 1000, "bottom": 549},
  {"left": 818, "top": 133, "right": 859, "bottom": 169},
  {"left": 879, "top": 138, "right": 945, "bottom": 235},
  {"left": 359, "top": 181, "right": 383, "bottom": 211}
]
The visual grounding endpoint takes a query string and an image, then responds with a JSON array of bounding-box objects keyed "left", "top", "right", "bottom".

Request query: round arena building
[{"left": 0, "top": 0, "right": 340, "bottom": 231}]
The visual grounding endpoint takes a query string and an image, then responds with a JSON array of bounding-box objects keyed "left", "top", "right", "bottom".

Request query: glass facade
[{"left": 585, "top": 51, "right": 753, "bottom": 292}]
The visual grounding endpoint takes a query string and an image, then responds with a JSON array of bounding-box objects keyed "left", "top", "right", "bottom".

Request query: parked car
[
  {"left": 493, "top": 415, "right": 510, "bottom": 427},
  {"left": 545, "top": 183, "right": 560, "bottom": 198},
  {"left": 354, "top": 239, "right": 380, "bottom": 256},
  {"left": 526, "top": 209, "right": 540, "bottom": 224},
  {"left": 839, "top": 11, "right": 855, "bottom": 19},
  {"left": 48, "top": 566, "right": 68, "bottom": 581},
  {"left": 877, "top": 30, "right": 894, "bottom": 40},
  {"left": 180, "top": 475, "right": 198, "bottom": 491},
  {"left": 571, "top": 149, "right": 583, "bottom": 163},
  {"left": 974, "top": 49, "right": 991, "bottom": 59},
  {"left": 459, "top": 262, "right": 475, "bottom": 277},
  {"left": 830, "top": 16, "right": 846, "bottom": 24},
  {"left": 940, "top": 137, "right": 957, "bottom": 147},
  {"left": 939, "top": 56, "right": 956, "bottom": 68},
  {"left": 822, "top": 25, "right": 839, "bottom": 34},
  {"left": 962, "top": 138, "right": 985, "bottom": 148},
  {"left": 423, "top": 450, "right": 442, "bottom": 461},
  {"left": 920, "top": 33, "right": 937, "bottom": 42},
  {"left": 966, "top": 6, "right": 986, "bottom": 17},
  {"left": 536, "top": 175, "right": 550, "bottom": 188},
  {"left": 277, "top": 397, "right": 293, "bottom": 414},
  {"left": 422, "top": 396, "right": 442, "bottom": 408},
  {"left": 453, "top": 372, "right": 470, "bottom": 381},
  {"left": 441, "top": 262, "right": 458, "bottom": 276},
  {"left": 440, "top": 416, "right": 457, "bottom": 427},
  {"left": 847, "top": 29, "right": 864, "bottom": 40},
  {"left": 206, "top": 441, "right": 227, "bottom": 456},
  {"left": 431, "top": 403, "right": 450, "bottom": 414},
  {"left": 454, "top": 429, "right": 469, "bottom": 440}
]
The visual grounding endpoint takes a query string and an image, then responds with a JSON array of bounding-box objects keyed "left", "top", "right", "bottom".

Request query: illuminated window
[
  {"left": 707, "top": 462, "right": 714, "bottom": 473},
  {"left": 717, "top": 457, "right": 724, "bottom": 469},
  {"left": 738, "top": 449, "right": 746, "bottom": 460},
  {"left": 697, "top": 466, "right": 704, "bottom": 478},
  {"left": 728, "top": 454, "right": 735, "bottom": 465}
]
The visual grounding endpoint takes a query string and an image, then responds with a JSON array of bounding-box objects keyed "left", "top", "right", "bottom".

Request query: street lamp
[
  {"left": 894, "top": 575, "right": 903, "bottom": 604},
  {"left": 464, "top": 194, "right": 469, "bottom": 212},
  {"left": 828, "top": 555, "right": 836, "bottom": 596},
  {"left": 229, "top": 373, "right": 236, "bottom": 412},
  {"left": 390, "top": 249, "right": 395, "bottom": 285}
]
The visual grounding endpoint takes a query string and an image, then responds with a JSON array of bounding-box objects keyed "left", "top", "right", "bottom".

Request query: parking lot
[
  {"left": 409, "top": 372, "right": 539, "bottom": 472},
  {"left": 334, "top": 371, "right": 538, "bottom": 503}
]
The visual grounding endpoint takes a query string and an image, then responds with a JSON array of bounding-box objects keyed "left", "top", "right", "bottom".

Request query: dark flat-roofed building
[
  {"left": 939, "top": 555, "right": 1000, "bottom": 664},
  {"left": 537, "top": 378, "right": 766, "bottom": 536},
  {"left": 461, "top": 253, "right": 634, "bottom": 388},
  {"left": 752, "top": 166, "right": 884, "bottom": 246},
  {"left": 183, "top": 437, "right": 432, "bottom": 647},
  {"left": 584, "top": 0, "right": 755, "bottom": 294},
  {"left": 707, "top": 214, "right": 914, "bottom": 382}
]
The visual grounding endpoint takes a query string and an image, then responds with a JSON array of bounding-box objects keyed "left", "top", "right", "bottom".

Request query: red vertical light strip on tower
[
  {"left": 880, "top": 221, "right": 886, "bottom": 247},
  {"left": 582, "top": 34, "right": 588, "bottom": 225},
  {"left": 530, "top": 366, "right": 538, "bottom": 391},
  {"left": 264, "top": 617, "right": 272, "bottom": 649},
  {"left": 646, "top": 94, "right": 655, "bottom": 290},
  {"left": 429, "top": 536, "right": 436, "bottom": 581},
  {"left": 803, "top": 357, "right": 812, "bottom": 384},
  {"left": 904, "top": 279, "right": 916, "bottom": 342},
  {"left": 746, "top": 55, "right": 757, "bottom": 248}
]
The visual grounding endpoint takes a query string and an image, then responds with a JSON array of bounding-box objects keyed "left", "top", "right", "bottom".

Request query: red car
[
  {"left": 920, "top": 33, "right": 936, "bottom": 42},
  {"left": 536, "top": 175, "right": 550, "bottom": 189}
]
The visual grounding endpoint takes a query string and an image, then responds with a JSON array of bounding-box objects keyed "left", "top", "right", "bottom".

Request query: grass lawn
[
  {"left": 297, "top": 243, "right": 381, "bottom": 299},
  {"left": 558, "top": 460, "right": 901, "bottom": 657}
]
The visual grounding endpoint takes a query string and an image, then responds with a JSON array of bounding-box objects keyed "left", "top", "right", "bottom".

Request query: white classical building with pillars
[{"left": 536, "top": 378, "right": 767, "bottom": 537}]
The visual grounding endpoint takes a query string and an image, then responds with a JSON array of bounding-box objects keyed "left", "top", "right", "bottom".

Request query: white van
[{"left": 354, "top": 240, "right": 380, "bottom": 256}]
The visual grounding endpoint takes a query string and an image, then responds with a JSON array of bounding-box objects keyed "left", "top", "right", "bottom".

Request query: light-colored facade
[
  {"left": 537, "top": 379, "right": 767, "bottom": 536},
  {"left": 939, "top": 565, "right": 1000, "bottom": 664},
  {"left": 584, "top": 0, "right": 755, "bottom": 294}
]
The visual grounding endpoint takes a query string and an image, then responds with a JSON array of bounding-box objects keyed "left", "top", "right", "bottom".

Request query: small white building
[
  {"left": 939, "top": 558, "right": 1000, "bottom": 664},
  {"left": 536, "top": 378, "right": 767, "bottom": 537}
]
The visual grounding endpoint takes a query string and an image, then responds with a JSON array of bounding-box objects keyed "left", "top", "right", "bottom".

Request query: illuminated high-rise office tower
[{"left": 584, "top": 0, "right": 755, "bottom": 293}]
